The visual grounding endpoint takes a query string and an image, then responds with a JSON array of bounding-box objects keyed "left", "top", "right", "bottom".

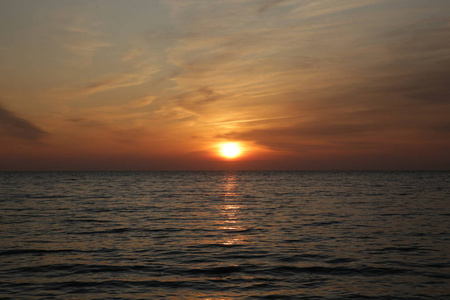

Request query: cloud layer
[
  {"left": 160, "top": 0, "right": 450, "bottom": 157},
  {"left": 1, "top": 0, "right": 449, "bottom": 170}
]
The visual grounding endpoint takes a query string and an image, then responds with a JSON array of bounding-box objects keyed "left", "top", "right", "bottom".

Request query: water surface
[{"left": 1, "top": 171, "right": 449, "bottom": 299}]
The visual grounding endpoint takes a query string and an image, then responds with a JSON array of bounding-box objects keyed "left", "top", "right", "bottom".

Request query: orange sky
[{"left": 1, "top": 0, "right": 449, "bottom": 170}]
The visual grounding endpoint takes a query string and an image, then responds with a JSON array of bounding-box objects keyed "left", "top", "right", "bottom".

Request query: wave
[
  {"left": 0, "top": 249, "right": 75, "bottom": 256},
  {"left": 73, "top": 227, "right": 131, "bottom": 234},
  {"left": 0, "top": 248, "right": 114, "bottom": 256},
  {"left": 256, "top": 265, "right": 409, "bottom": 276},
  {"left": 8, "top": 262, "right": 411, "bottom": 277},
  {"left": 8, "top": 264, "right": 155, "bottom": 275},
  {"left": 1, "top": 171, "right": 449, "bottom": 299}
]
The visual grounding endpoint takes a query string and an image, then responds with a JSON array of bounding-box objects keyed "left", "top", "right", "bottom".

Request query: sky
[{"left": 1, "top": 0, "right": 449, "bottom": 171}]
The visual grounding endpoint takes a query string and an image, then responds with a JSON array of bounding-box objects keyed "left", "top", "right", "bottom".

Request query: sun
[{"left": 219, "top": 142, "right": 242, "bottom": 159}]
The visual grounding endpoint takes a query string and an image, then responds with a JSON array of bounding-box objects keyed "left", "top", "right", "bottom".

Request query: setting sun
[{"left": 219, "top": 142, "right": 242, "bottom": 159}]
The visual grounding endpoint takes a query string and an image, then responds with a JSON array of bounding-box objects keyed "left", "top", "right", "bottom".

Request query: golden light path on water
[{"left": 218, "top": 173, "right": 247, "bottom": 246}]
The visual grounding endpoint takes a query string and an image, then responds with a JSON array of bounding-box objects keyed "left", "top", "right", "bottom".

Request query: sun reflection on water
[{"left": 218, "top": 173, "right": 248, "bottom": 246}]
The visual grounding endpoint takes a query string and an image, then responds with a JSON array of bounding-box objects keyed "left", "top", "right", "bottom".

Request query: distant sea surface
[{"left": 1, "top": 171, "right": 449, "bottom": 299}]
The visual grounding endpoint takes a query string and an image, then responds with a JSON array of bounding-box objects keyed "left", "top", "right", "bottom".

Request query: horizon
[
  {"left": 1, "top": 0, "right": 449, "bottom": 171},
  {"left": 2, "top": 169, "right": 449, "bottom": 173}
]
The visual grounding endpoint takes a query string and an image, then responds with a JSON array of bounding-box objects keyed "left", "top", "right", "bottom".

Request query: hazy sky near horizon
[{"left": 1, "top": 0, "right": 449, "bottom": 170}]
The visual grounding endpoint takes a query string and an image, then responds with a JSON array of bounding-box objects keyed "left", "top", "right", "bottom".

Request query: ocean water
[{"left": 0, "top": 171, "right": 449, "bottom": 299}]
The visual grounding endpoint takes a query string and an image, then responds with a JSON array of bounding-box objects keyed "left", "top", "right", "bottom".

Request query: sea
[{"left": 0, "top": 171, "right": 449, "bottom": 299}]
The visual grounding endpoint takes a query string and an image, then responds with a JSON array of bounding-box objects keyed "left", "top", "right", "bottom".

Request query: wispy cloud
[
  {"left": 52, "top": 14, "right": 111, "bottom": 67},
  {"left": 162, "top": 0, "right": 450, "bottom": 155},
  {"left": 83, "top": 72, "right": 154, "bottom": 95},
  {"left": 50, "top": 65, "right": 158, "bottom": 100},
  {"left": 62, "top": 39, "right": 111, "bottom": 67},
  {"left": 257, "top": 0, "right": 286, "bottom": 14},
  {"left": 3, "top": 0, "right": 449, "bottom": 170}
]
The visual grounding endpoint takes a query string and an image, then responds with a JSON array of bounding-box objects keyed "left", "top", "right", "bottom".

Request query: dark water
[{"left": 1, "top": 171, "right": 449, "bottom": 299}]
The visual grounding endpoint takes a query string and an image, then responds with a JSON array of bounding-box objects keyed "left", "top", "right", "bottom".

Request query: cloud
[
  {"left": 257, "top": 0, "right": 286, "bottom": 14},
  {"left": 161, "top": 0, "right": 390, "bottom": 128},
  {"left": 218, "top": 116, "right": 389, "bottom": 151},
  {"left": 175, "top": 86, "right": 223, "bottom": 110},
  {"left": 51, "top": 14, "right": 111, "bottom": 67},
  {"left": 130, "top": 96, "right": 155, "bottom": 107},
  {"left": 66, "top": 117, "right": 103, "bottom": 128},
  {"left": 51, "top": 66, "right": 158, "bottom": 99},
  {"left": 83, "top": 72, "right": 152, "bottom": 95},
  {"left": 385, "top": 18, "right": 450, "bottom": 105},
  {"left": 0, "top": 104, "right": 47, "bottom": 142},
  {"left": 62, "top": 39, "right": 111, "bottom": 67},
  {"left": 162, "top": 2, "right": 328, "bottom": 125}
]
